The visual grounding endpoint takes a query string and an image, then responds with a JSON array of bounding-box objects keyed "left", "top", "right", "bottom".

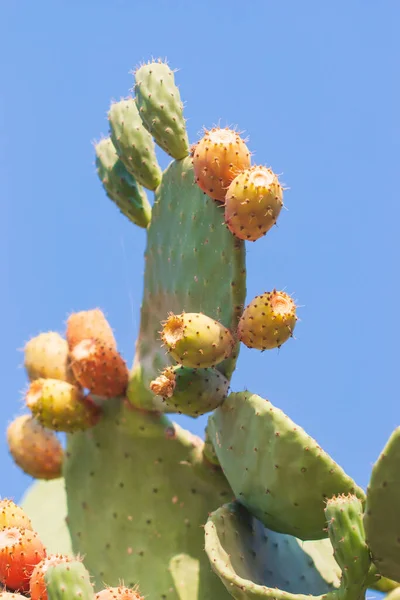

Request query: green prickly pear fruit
[
  {"left": 0, "top": 500, "right": 33, "bottom": 531},
  {"left": 26, "top": 379, "right": 101, "bottom": 432},
  {"left": 95, "top": 586, "right": 143, "bottom": 600},
  {"left": 43, "top": 560, "right": 94, "bottom": 600},
  {"left": 225, "top": 165, "right": 284, "bottom": 241},
  {"left": 134, "top": 60, "right": 189, "bottom": 160},
  {"left": 150, "top": 365, "right": 229, "bottom": 417},
  {"left": 108, "top": 98, "right": 162, "bottom": 191},
  {"left": 95, "top": 137, "right": 152, "bottom": 229},
  {"left": 30, "top": 554, "right": 76, "bottom": 600},
  {"left": 237, "top": 290, "right": 297, "bottom": 350},
  {"left": 66, "top": 309, "right": 117, "bottom": 351},
  {"left": 24, "top": 332, "right": 77, "bottom": 385},
  {"left": 191, "top": 127, "right": 251, "bottom": 202},
  {"left": 7, "top": 415, "right": 63, "bottom": 480},
  {"left": 160, "top": 312, "right": 235, "bottom": 368},
  {"left": 70, "top": 339, "right": 129, "bottom": 398}
]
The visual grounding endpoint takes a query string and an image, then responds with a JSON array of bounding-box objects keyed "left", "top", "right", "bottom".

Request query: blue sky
[{"left": 1, "top": 1, "right": 399, "bottom": 507}]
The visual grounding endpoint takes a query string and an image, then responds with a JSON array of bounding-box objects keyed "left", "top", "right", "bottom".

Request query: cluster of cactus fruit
[{"left": 4, "top": 58, "right": 400, "bottom": 600}]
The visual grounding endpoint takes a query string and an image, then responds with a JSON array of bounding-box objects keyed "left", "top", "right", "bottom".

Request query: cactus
[{"left": 4, "top": 56, "right": 399, "bottom": 600}]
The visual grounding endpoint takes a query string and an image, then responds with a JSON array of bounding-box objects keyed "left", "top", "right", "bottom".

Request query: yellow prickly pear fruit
[
  {"left": 24, "top": 332, "right": 77, "bottom": 384},
  {"left": 66, "top": 308, "right": 117, "bottom": 351},
  {"left": 0, "top": 499, "right": 33, "bottom": 530}
]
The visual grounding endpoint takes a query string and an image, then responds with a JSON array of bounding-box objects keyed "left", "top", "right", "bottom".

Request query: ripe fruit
[
  {"left": 96, "top": 585, "right": 143, "bottom": 600},
  {"left": 24, "top": 332, "right": 76, "bottom": 384},
  {"left": 0, "top": 500, "right": 32, "bottom": 531},
  {"left": 192, "top": 127, "right": 251, "bottom": 202},
  {"left": 225, "top": 166, "right": 284, "bottom": 241},
  {"left": 237, "top": 290, "right": 297, "bottom": 350},
  {"left": 66, "top": 309, "right": 117, "bottom": 351},
  {"left": 0, "top": 527, "right": 46, "bottom": 592},
  {"left": 0, "top": 593, "right": 28, "bottom": 600},
  {"left": 30, "top": 554, "right": 74, "bottom": 600}
]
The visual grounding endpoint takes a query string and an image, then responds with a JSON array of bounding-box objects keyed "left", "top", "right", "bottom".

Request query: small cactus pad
[
  {"left": 7, "top": 415, "right": 63, "bottom": 479},
  {"left": 66, "top": 309, "right": 117, "bottom": 351},
  {"left": 207, "top": 392, "right": 365, "bottom": 540},
  {"left": 364, "top": 427, "right": 400, "bottom": 582},
  {"left": 44, "top": 560, "right": 94, "bottom": 600},
  {"left": 150, "top": 365, "right": 229, "bottom": 417},
  {"left": 24, "top": 332, "right": 76, "bottom": 384},
  {"left": 160, "top": 312, "right": 235, "bottom": 369},
  {"left": 204, "top": 501, "right": 341, "bottom": 600},
  {"left": 238, "top": 290, "right": 297, "bottom": 350},
  {"left": 128, "top": 156, "right": 246, "bottom": 411},
  {"left": 134, "top": 61, "right": 189, "bottom": 159},
  {"left": 225, "top": 166, "right": 284, "bottom": 241},
  {"left": 192, "top": 128, "right": 251, "bottom": 202},
  {"left": 95, "top": 138, "right": 152, "bottom": 228},
  {"left": 108, "top": 98, "right": 162, "bottom": 190}
]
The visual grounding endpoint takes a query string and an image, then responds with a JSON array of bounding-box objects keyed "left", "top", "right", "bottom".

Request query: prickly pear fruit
[
  {"left": 134, "top": 60, "right": 189, "bottom": 160},
  {"left": 70, "top": 339, "right": 129, "bottom": 398},
  {"left": 150, "top": 365, "right": 229, "bottom": 416},
  {"left": 225, "top": 165, "right": 284, "bottom": 241},
  {"left": 43, "top": 560, "right": 94, "bottom": 600},
  {"left": 95, "top": 138, "right": 152, "bottom": 229},
  {"left": 0, "top": 593, "right": 27, "bottom": 600},
  {"left": 66, "top": 309, "right": 116, "bottom": 351},
  {"left": 0, "top": 500, "right": 32, "bottom": 531},
  {"left": 0, "top": 527, "right": 46, "bottom": 591},
  {"left": 237, "top": 290, "right": 297, "bottom": 350},
  {"left": 30, "top": 554, "right": 75, "bottom": 600},
  {"left": 26, "top": 379, "right": 101, "bottom": 432},
  {"left": 192, "top": 127, "right": 251, "bottom": 202},
  {"left": 24, "top": 332, "right": 76, "bottom": 384},
  {"left": 96, "top": 586, "right": 143, "bottom": 600},
  {"left": 108, "top": 98, "right": 162, "bottom": 191},
  {"left": 7, "top": 415, "right": 63, "bottom": 480},
  {"left": 160, "top": 312, "right": 235, "bottom": 368}
]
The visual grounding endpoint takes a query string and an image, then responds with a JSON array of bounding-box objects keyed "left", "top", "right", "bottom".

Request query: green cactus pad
[
  {"left": 44, "top": 560, "right": 94, "bottom": 600},
  {"left": 134, "top": 61, "right": 189, "bottom": 159},
  {"left": 204, "top": 501, "right": 341, "bottom": 600},
  {"left": 128, "top": 156, "right": 246, "bottom": 411},
  {"left": 364, "top": 427, "right": 400, "bottom": 583},
  {"left": 108, "top": 98, "right": 162, "bottom": 190},
  {"left": 203, "top": 423, "right": 221, "bottom": 467},
  {"left": 95, "top": 138, "right": 151, "bottom": 228},
  {"left": 207, "top": 392, "right": 365, "bottom": 540}
]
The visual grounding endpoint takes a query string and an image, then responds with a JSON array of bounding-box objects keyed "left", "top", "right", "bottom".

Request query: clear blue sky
[{"left": 1, "top": 1, "right": 399, "bottom": 505}]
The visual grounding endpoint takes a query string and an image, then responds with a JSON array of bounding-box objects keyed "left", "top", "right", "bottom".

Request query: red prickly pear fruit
[
  {"left": 70, "top": 339, "right": 129, "bottom": 397},
  {"left": 225, "top": 166, "right": 284, "bottom": 241},
  {"left": 96, "top": 585, "right": 144, "bottom": 600},
  {"left": 66, "top": 309, "right": 117, "bottom": 351},
  {"left": 30, "top": 554, "right": 76, "bottom": 600},
  {"left": 7, "top": 415, "right": 63, "bottom": 480},
  {"left": 25, "top": 378, "right": 101, "bottom": 432},
  {"left": 0, "top": 527, "right": 46, "bottom": 592},
  {"left": 24, "top": 332, "right": 77, "bottom": 385},
  {"left": 160, "top": 312, "right": 235, "bottom": 368},
  {"left": 237, "top": 290, "right": 297, "bottom": 350},
  {"left": 191, "top": 127, "right": 251, "bottom": 202},
  {"left": 0, "top": 500, "right": 32, "bottom": 531}
]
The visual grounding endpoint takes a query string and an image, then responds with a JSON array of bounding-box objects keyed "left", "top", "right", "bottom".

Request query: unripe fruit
[
  {"left": 160, "top": 312, "right": 235, "bottom": 368},
  {"left": 24, "top": 332, "right": 76, "bottom": 384},
  {"left": 0, "top": 500, "right": 32, "bottom": 531},
  {"left": 7, "top": 415, "right": 63, "bottom": 480},
  {"left": 96, "top": 586, "right": 143, "bottom": 600},
  {"left": 237, "top": 290, "right": 297, "bottom": 350},
  {"left": 192, "top": 127, "right": 251, "bottom": 202},
  {"left": 0, "top": 527, "right": 46, "bottom": 592},
  {"left": 66, "top": 309, "right": 116, "bottom": 351},
  {"left": 225, "top": 166, "right": 284, "bottom": 241},
  {"left": 30, "top": 554, "right": 75, "bottom": 600}
]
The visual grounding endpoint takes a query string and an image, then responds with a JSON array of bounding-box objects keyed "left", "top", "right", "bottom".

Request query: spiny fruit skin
[
  {"left": 0, "top": 527, "right": 46, "bottom": 592},
  {"left": 70, "top": 339, "right": 129, "bottom": 397},
  {"left": 30, "top": 554, "right": 75, "bottom": 600},
  {"left": 66, "top": 309, "right": 117, "bottom": 351},
  {"left": 192, "top": 127, "right": 251, "bottom": 202},
  {"left": 150, "top": 365, "right": 229, "bottom": 417},
  {"left": 43, "top": 560, "right": 94, "bottom": 600},
  {"left": 95, "top": 586, "right": 144, "bottom": 600},
  {"left": 108, "top": 98, "right": 162, "bottom": 191},
  {"left": 0, "top": 500, "right": 32, "bottom": 531},
  {"left": 7, "top": 415, "right": 63, "bottom": 480},
  {"left": 161, "top": 312, "right": 235, "bottom": 368},
  {"left": 237, "top": 290, "right": 297, "bottom": 350},
  {"left": 0, "top": 593, "right": 27, "bottom": 600},
  {"left": 26, "top": 379, "right": 101, "bottom": 433},
  {"left": 24, "top": 332, "right": 77, "bottom": 385},
  {"left": 225, "top": 165, "right": 284, "bottom": 241}
]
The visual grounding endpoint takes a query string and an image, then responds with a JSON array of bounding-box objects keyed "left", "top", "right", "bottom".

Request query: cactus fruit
[
  {"left": 0, "top": 527, "right": 46, "bottom": 591},
  {"left": 0, "top": 500, "right": 32, "bottom": 531},
  {"left": 108, "top": 98, "right": 162, "bottom": 191},
  {"left": 30, "top": 555, "right": 75, "bottom": 600},
  {"left": 69, "top": 339, "right": 129, "bottom": 398},
  {"left": 26, "top": 379, "right": 101, "bottom": 432},
  {"left": 66, "top": 309, "right": 117, "bottom": 351},
  {"left": 7, "top": 415, "right": 63, "bottom": 480},
  {"left": 160, "top": 312, "right": 235, "bottom": 368},
  {"left": 0, "top": 593, "right": 27, "bottom": 600},
  {"left": 134, "top": 61, "right": 189, "bottom": 159},
  {"left": 191, "top": 127, "right": 252, "bottom": 202},
  {"left": 150, "top": 365, "right": 229, "bottom": 416},
  {"left": 95, "top": 586, "right": 143, "bottom": 600},
  {"left": 225, "top": 166, "right": 284, "bottom": 241},
  {"left": 43, "top": 560, "right": 94, "bottom": 600},
  {"left": 237, "top": 290, "right": 297, "bottom": 350},
  {"left": 95, "top": 138, "right": 151, "bottom": 229},
  {"left": 24, "top": 332, "right": 76, "bottom": 384}
]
